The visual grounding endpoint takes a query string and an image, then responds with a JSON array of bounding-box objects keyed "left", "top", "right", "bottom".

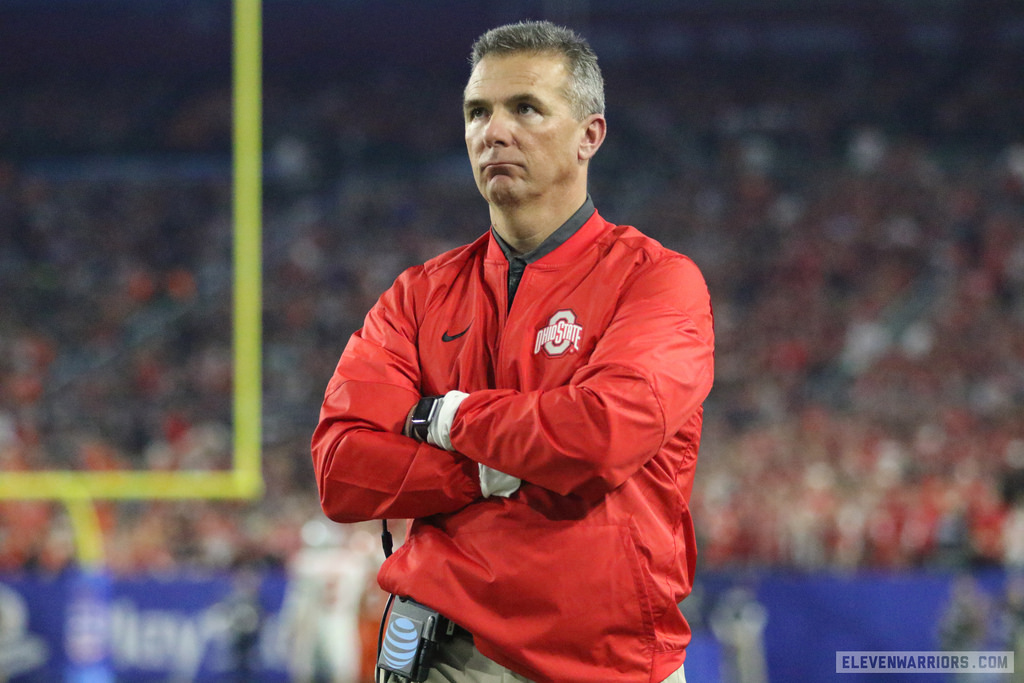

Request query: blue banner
[
  {"left": 0, "top": 572, "right": 290, "bottom": 682},
  {"left": 685, "top": 568, "right": 1019, "bottom": 683},
  {"left": 0, "top": 568, "right": 1019, "bottom": 681}
]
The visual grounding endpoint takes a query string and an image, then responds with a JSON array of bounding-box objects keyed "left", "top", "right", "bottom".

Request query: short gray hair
[{"left": 468, "top": 20, "right": 605, "bottom": 120}]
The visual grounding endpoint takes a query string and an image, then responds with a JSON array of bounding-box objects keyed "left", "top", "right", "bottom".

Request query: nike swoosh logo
[{"left": 441, "top": 324, "right": 471, "bottom": 342}]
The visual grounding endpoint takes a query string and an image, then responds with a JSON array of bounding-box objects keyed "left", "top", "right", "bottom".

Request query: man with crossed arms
[{"left": 313, "top": 20, "right": 714, "bottom": 683}]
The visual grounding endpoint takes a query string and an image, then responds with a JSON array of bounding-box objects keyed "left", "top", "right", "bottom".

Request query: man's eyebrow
[
  {"left": 464, "top": 93, "right": 543, "bottom": 109},
  {"left": 506, "top": 92, "right": 541, "bottom": 104}
]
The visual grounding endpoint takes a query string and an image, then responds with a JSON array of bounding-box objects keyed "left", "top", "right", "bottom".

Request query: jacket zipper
[{"left": 495, "top": 262, "right": 530, "bottom": 390}]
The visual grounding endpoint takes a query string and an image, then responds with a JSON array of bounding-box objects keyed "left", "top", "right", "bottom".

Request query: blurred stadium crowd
[{"left": 1, "top": 2, "right": 1023, "bottom": 579}]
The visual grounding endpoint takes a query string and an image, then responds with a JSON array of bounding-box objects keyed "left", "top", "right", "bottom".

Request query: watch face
[
  {"left": 413, "top": 397, "right": 438, "bottom": 424},
  {"left": 410, "top": 396, "right": 440, "bottom": 441}
]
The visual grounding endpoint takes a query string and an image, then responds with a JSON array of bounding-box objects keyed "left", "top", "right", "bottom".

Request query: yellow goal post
[{"left": 0, "top": 0, "right": 264, "bottom": 568}]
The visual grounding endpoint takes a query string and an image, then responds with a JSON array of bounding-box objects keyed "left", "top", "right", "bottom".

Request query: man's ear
[{"left": 578, "top": 114, "right": 607, "bottom": 162}]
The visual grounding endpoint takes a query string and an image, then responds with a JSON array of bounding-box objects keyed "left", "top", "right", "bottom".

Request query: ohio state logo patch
[{"left": 534, "top": 310, "right": 583, "bottom": 356}]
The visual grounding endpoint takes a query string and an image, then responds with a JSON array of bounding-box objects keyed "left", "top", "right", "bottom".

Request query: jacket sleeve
[
  {"left": 311, "top": 267, "right": 481, "bottom": 523},
  {"left": 450, "top": 255, "right": 714, "bottom": 500}
]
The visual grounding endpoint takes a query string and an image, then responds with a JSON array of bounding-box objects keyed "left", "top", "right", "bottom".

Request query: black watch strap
[{"left": 408, "top": 395, "right": 442, "bottom": 442}]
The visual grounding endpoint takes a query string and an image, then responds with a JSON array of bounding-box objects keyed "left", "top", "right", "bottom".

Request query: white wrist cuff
[{"left": 426, "top": 390, "right": 469, "bottom": 451}]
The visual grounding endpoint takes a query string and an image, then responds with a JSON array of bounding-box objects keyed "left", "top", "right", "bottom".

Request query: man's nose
[{"left": 483, "top": 110, "right": 512, "bottom": 146}]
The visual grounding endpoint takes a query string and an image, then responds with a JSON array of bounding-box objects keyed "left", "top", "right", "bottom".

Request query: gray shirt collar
[{"left": 491, "top": 195, "right": 595, "bottom": 264}]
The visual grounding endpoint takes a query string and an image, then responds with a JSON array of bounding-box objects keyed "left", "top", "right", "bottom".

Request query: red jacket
[{"left": 312, "top": 209, "right": 714, "bottom": 682}]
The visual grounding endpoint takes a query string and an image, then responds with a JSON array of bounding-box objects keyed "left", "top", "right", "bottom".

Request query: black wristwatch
[{"left": 407, "top": 396, "right": 442, "bottom": 442}]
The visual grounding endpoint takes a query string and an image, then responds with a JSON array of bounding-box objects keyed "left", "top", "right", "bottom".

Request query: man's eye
[
  {"left": 517, "top": 103, "right": 537, "bottom": 115},
  {"left": 468, "top": 107, "right": 487, "bottom": 120}
]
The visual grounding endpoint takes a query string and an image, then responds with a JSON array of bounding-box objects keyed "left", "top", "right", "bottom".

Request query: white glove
[{"left": 479, "top": 464, "right": 521, "bottom": 498}]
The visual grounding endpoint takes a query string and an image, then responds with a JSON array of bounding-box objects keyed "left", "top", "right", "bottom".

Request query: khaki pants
[{"left": 419, "top": 632, "right": 687, "bottom": 683}]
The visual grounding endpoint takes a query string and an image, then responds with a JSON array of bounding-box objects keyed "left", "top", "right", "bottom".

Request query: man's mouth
[{"left": 482, "top": 161, "right": 518, "bottom": 174}]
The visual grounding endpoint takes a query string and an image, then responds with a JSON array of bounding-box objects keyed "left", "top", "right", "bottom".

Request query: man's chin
[{"left": 483, "top": 181, "right": 522, "bottom": 208}]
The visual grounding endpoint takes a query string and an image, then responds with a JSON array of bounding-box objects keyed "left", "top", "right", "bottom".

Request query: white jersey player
[{"left": 281, "top": 519, "right": 379, "bottom": 683}]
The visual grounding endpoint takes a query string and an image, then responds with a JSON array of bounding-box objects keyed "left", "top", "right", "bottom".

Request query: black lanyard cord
[
  {"left": 376, "top": 519, "right": 396, "bottom": 683},
  {"left": 381, "top": 519, "right": 394, "bottom": 558}
]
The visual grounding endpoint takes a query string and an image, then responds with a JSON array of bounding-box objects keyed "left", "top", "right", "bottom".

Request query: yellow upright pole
[
  {"left": 232, "top": 0, "right": 264, "bottom": 498},
  {"left": 63, "top": 497, "right": 105, "bottom": 569}
]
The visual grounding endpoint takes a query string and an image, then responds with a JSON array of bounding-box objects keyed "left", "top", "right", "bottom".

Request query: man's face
[{"left": 463, "top": 52, "right": 590, "bottom": 209}]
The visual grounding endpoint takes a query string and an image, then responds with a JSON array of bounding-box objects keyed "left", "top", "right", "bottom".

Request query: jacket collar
[{"left": 486, "top": 195, "right": 601, "bottom": 266}]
